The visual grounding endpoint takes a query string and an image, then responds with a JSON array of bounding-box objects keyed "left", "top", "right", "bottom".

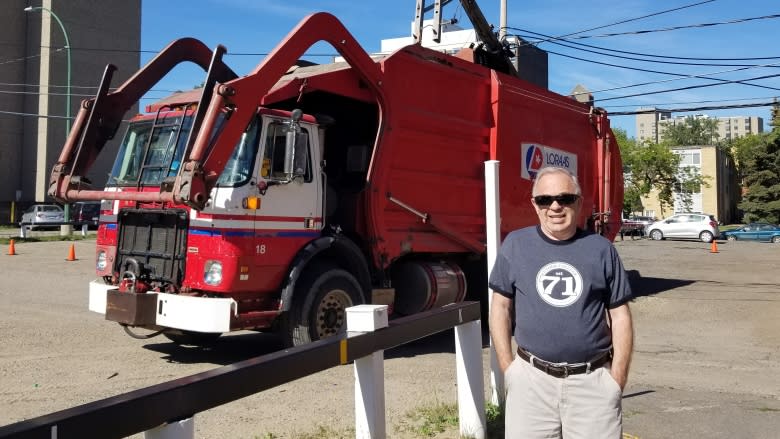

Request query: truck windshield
[
  {"left": 109, "top": 114, "right": 259, "bottom": 187},
  {"left": 109, "top": 115, "right": 191, "bottom": 186}
]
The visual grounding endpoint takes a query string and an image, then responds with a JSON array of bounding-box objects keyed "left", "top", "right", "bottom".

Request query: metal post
[
  {"left": 347, "top": 304, "right": 389, "bottom": 439},
  {"left": 24, "top": 5, "right": 72, "bottom": 235},
  {"left": 455, "top": 319, "right": 486, "bottom": 439},
  {"left": 499, "top": 0, "right": 507, "bottom": 41},
  {"left": 484, "top": 160, "right": 505, "bottom": 406},
  {"left": 143, "top": 417, "right": 195, "bottom": 439}
]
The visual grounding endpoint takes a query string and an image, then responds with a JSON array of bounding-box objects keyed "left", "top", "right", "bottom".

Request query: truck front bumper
[{"left": 88, "top": 280, "right": 237, "bottom": 333}]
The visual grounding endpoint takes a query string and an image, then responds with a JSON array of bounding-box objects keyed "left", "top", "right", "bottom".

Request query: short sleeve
[
  {"left": 489, "top": 251, "right": 514, "bottom": 299},
  {"left": 607, "top": 246, "right": 633, "bottom": 308}
]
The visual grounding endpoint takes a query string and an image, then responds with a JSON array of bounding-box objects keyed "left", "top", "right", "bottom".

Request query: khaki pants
[{"left": 504, "top": 356, "right": 623, "bottom": 438}]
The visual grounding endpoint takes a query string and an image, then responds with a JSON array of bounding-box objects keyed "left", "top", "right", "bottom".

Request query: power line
[
  {"left": 0, "top": 89, "right": 102, "bottom": 98},
  {"left": 520, "top": 0, "right": 717, "bottom": 46},
  {"left": 604, "top": 95, "right": 780, "bottom": 109},
  {"left": 607, "top": 101, "right": 777, "bottom": 116},
  {"left": 0, "top": 50, "right": 46, "bottom": 66},
  {"left": 0, "top": 109, "right": 72, "bottom": 120},
  {"left": 3, "top": 44, "right": 339, "bottom": 58},
  {"left": 510, "top": 28, "right": 780, "bottom": 66},
  {"left": 0, "top": 81, "right": 191, "bottom": 98},
  {"left": 597, "top": 72, "right": 780, "bottom": 102},
  {"left": 0, "top": 109, "right": 140, "bottom": 123},
  {"left": 562, "top": 13, "right": 780, "bottom": 41},
  {"left": 540, "top": 48, "right": 780, "bottom": 95},
  {"left": 0, "top": 81, "right": 105, "bottom": 90}
]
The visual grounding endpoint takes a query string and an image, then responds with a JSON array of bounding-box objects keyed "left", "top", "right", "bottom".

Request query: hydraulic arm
[
  {"left": 48, "top": 38, "right": 237, "bottom": 203},
  {"left": 48, "top": 13, "right": 387, "bottom": 211},
  {"left": 169, "top": 12, "right": 387, "bottom": 209}
]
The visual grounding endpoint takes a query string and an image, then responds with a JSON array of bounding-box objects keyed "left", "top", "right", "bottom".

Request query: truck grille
[{"left": 115, "top": 209, "right": 188, "bottom": 285}]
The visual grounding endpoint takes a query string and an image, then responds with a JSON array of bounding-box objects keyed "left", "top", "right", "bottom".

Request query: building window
[{"left": 677, "top": 152, "right": 701, "bottom": 166}]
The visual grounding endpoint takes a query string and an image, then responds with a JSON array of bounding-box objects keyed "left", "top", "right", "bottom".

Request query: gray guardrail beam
[{"left": 0, "top": 301, "right": 481, "bottom": 439}]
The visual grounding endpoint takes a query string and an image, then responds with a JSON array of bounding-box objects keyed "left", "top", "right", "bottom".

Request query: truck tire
[
  {"left": 284, "top": 268, "right": 363, "bottom": 347},
  {"left": 164, "top": 330, "right": 221, "bottom": 346}
]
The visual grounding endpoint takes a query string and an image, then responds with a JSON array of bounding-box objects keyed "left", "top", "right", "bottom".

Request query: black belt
[{"left": 517, "top": 347, "right": 611, "bottom": 378}]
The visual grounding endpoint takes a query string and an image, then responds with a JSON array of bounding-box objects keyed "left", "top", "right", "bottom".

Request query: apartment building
[
  {"left": 639, "top": 145, "right": 740, "bottom": 224},
  {"left": 0, "top": 0, "right": 140, "bottom": 222},
  {"left": 635, "top": 107, "right": 764, "bottom": 144}
]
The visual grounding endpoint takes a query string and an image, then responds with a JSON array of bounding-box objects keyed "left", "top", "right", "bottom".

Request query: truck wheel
[
  {"left": 164, "top": 330, "right": 221, "bottom": 346},
  {"left": 285, "top": 268, "right": 363, "bottom": 347}
]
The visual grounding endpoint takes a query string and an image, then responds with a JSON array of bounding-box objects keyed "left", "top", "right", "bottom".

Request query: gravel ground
[{"left": 1, "top": 238, "right": 778, "bottom": 438}]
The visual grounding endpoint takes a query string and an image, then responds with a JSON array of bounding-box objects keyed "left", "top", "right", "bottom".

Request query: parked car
[
  {"left": 620, "top": 216, "right": 656, "bottom": 237},
  {"left": 20, "top": 204, "right": 65, "bottom": 230},
  {"left": 71, "top": 201, "right": 101, "bottom": 229},
  {"left": 721, "top": 223, "right": 780, "bottom": 243},
  {"left": 646, "top": 213, "right": 719, "bottom": 243}
]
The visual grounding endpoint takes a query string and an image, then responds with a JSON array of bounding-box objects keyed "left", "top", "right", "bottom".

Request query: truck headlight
[
  {"left": 204, "top": 260, "right": 223, "bottom": 286},
  {"left": 96, "top": 250, "right": 108, "bottom": 271}
]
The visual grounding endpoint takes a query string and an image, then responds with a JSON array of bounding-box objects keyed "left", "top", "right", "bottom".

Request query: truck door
[{"left": 253, "top": 118, "right": 322, "bottom": 281}]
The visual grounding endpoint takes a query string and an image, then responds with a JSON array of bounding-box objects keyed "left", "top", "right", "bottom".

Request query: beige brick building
[
  {"left": 0, "top": 0, "right": 140, "bottom": 222},
  {"left": 636, "top": 108, "right": 764, "bottom": 144},
  {"left": 639, "top": 145, "right": 740, "bottom": 224}
]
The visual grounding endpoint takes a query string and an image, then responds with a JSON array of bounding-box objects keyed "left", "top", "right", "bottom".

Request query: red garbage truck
[{"left": 48, "top": 12, "right": 623, "bottom": 347}]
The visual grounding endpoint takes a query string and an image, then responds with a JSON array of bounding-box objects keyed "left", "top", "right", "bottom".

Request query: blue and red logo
[
  {"left": 520, "top": 143, "right": 578, "bottom": 180},
  {"left": 525, "top": 144, "right": 544, "bottom": 179}
]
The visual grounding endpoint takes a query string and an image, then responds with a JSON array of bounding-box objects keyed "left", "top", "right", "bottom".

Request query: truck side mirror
[{"left": 283, "top": 109, "right": 308, "bottom": 181}]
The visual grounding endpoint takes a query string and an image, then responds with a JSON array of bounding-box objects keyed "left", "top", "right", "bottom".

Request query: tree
[
  {"left": 615, "top": 128, "right": 711, "bottom": 218},
  {"left": 661, "top": 116, "right": 720, "bottom": 146},
  {"left": 738, "top": 132, "right": 780, "bottom": 223},
  {"left": 729, "top": 133, "right": 768, "bottom": 182},
  {"left": 616, "top": 129, "right": 681, "bottom": 217},
  {"left": 614, "top": 129, "right": 643, "bottom": 215},
  {"left": 770, "top": 98, "right": 780, "bottom": 133}
]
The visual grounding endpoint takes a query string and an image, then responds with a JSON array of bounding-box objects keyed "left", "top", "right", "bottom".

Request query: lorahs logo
[
  {"left": 520, "top": 143, "right": 578, "bottom": 180},
  {"left": 525, "top": 144, "right": 544, "bottom": 179}
]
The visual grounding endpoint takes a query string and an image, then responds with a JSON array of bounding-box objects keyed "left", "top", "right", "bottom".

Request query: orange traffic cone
[
  {"left": 66, "top": 243, "right": 77, "bottom": 261},
  {"left": 710, "top": 240, "right": 719, "bottom": 254},
  {"left": 7, "top": 239, "right": 16, "bottom": 256}
]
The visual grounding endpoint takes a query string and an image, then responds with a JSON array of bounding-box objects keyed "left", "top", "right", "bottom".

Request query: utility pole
[{"left": 499, "top": 0, "right": 507, "bottom": 41}]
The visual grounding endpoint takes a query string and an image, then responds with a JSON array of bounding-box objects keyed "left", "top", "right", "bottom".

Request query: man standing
[{"left": 489, "top": 166, "right": 634, "bottom": 438}]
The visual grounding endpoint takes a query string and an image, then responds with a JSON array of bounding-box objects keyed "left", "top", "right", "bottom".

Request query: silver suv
[
  {"left": 20, "top": 204, "right": 65, "bottom": 230},
  {"left": 646, "top": 213, "right": 719, "bottom": 243}
]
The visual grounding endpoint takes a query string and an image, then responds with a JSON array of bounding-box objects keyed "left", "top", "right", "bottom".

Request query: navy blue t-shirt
[{"left": 489, "top": 226, "right": 633, "bottom": 363}]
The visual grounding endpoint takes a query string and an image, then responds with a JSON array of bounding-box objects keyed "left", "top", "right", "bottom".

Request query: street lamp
[{"left": 25, "top": 5, "right": 73, "bottom": 234}]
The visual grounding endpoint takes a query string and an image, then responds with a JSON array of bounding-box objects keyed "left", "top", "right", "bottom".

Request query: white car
[
  {"left": 20, "top": 204, "right": 65, "bottom": 230},
  {"left": 646, "top": 213, "right": 719, "bottom": 243}
]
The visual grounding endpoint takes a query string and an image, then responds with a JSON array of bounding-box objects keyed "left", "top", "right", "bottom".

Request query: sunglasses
[{"left": 533, "top": 193, "right": 580, "bottom": 207}]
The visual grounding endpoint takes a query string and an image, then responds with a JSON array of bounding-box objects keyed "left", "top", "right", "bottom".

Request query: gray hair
[{"left": 531, "top": 167, "right": 581, "bottom": 196}]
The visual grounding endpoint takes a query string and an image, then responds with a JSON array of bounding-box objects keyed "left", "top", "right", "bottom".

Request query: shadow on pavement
[
  {"left": 627, "top": 270, "right": 695, "bottom": 298},
  {"left": 141, "top": 331, "right": 284, "bottom": 365}
]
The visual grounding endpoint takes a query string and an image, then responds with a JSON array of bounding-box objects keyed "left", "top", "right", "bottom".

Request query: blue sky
[{"left": 141, "top": 0, "right": 779, "bottom": 139}]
